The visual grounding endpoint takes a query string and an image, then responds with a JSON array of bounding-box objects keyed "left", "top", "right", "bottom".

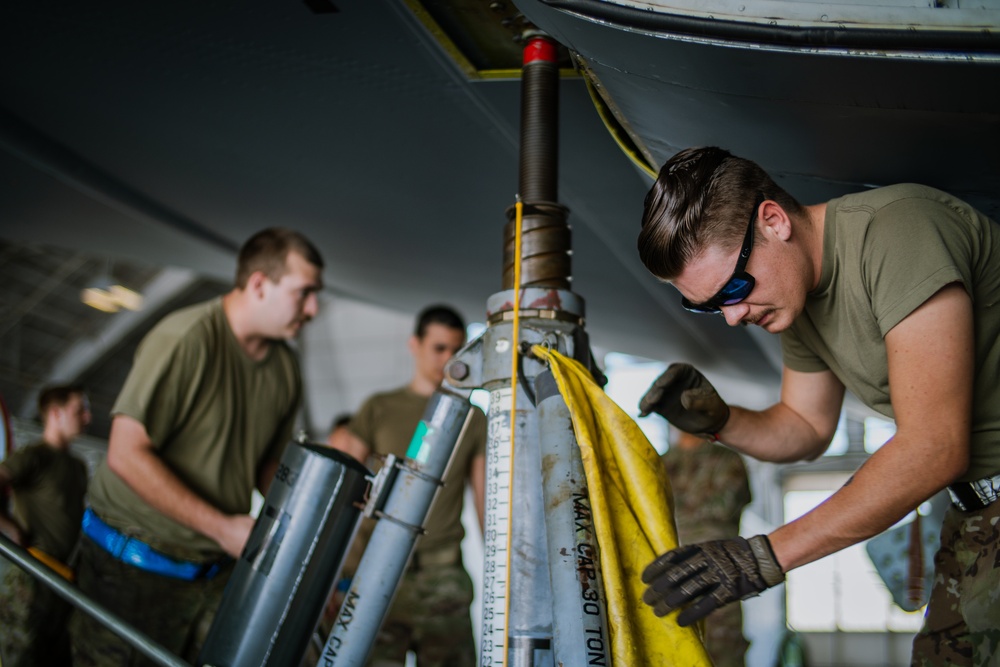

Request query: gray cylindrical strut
[
  {"left": 502, "top": 385, "right": 555, "bottom": 665},
  {"left": 199, "top": 442, "right": 370, "bottom": 667},
  {"left": 321, "top": 389, "right": 472, "bottom": 666},
  {"left": 535, "top": 371, "right": 611, "bottom": 666}
]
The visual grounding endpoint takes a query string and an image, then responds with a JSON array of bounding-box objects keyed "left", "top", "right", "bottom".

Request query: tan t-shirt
[
  {"left": 349, "top": 387, "right": 486, "bottom": 557},
  {"left": 782, "top": 184, "right": 1000, "bottom": 480},
  {"left": 88, "top": 298, "right": 301, "bottom": 561},
  {"left": 1, "top": 441, "right": 88, "bottom": 561}
]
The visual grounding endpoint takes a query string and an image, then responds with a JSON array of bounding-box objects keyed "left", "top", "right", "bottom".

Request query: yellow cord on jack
[{"left": 502, "top": 196, "right": 524, "bottom": 662}]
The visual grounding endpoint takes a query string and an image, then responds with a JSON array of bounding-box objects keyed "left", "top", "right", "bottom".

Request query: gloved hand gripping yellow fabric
[{"left": 531, "top": 346, "right": 712, "bottom": 666}]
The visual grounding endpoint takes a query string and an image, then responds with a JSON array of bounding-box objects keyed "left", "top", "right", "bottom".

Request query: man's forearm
[
  {"left": 0, "top": 512, "right": 24, "bottom": 545},
  {"left": 721, "top": 403, "right": 832, "bottom": 463},
  {"left": 718, "top": 366, "right": 844, "bottom": 464},
  {"left": 767, "top": 432, "right": 962, "bottom": 572},
  {"left": 108, "top": 445, "right": 230, "bottom": 545},
  {"left": 769, "top": 285, "right": 974, "bottom": 571},
  {"left": 105, "top": 415, "right": 251, "bottom": 556}
]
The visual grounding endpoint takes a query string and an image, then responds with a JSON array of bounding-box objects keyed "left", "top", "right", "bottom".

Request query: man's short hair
[
  {"left": 413, "top": 305, "right": 465, "bottom": 339},
  {"left": 37, "top": 384, "right": 85, "bottom": 419},
  {"left": 235, "top": 228, "right": 324, "bottom": 289},
  {"left": 330, "top": 413, "right": 352, "bottom": 432},
  {"left": 637, "top": 146, "right": 805, "bottom": 281}
]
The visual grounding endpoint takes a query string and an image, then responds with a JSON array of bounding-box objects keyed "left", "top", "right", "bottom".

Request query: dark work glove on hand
[
  {"left": 642, "top": 535, "right": 784, "bottom": 627},
  {"left": 638, "top": 363, "right": 730, "bottom": 437}
]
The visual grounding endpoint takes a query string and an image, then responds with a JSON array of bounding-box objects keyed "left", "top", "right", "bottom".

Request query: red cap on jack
[{"left": 523, "top": 37, "right": 557, "bottom": 65}]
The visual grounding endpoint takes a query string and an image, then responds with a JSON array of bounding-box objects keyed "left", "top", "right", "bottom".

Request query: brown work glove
[
  {"left": 642, "top": 535, "right": 784, "bottom": 627},
  {"left": 638, "top": 363, "right": 730, "bottom": 438}
]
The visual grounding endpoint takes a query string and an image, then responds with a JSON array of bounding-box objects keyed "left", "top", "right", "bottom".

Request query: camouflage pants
[
  {"left": 912, "top": 499, "right": 1000, "bottom": 666},
  {"left": 0, "top": 562, "right": 74, "bottom": 667},
  {"left": 368, "top": 562, "right": 476, "bottom": 667},
  {"left": 69, "top": 536, "right": 232, "bottom": 667},
  {"left": 702, "top": 600, "right": 749, "bottom": 667}
]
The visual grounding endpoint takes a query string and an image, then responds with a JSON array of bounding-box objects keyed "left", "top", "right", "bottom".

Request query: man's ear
[
  {"left": 245, "top": 270, "right": 269, "bottom": 298},
  {"left": 407, "top": 334, "right": 420, "bottom": 357},
  {"left": 761, "top": 200, "right": 793, "bottom": 242},
  {"left": 46, "top": 404, "right": 62, "bottom": 425}
]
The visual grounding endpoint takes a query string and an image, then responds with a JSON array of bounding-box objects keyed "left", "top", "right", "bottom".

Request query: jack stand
[
  {"left": 449, "top": 33, "right": 612, "bottom": 667},
  {"left": 320, "top": 31, "right": 613, "bottom": 667}
]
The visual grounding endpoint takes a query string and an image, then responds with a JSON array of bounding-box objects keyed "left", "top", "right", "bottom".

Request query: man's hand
[
  {"left": 215, "top": 514, "right": 257, "bottom": 559},
  {"left": 642, "top": 535, "right": 784, "bottom": 626},
  {"left": 638, "top": 363, "right": 730, "bottom": 437},
  {"left": 0, "top": 517, "right": 25, "bottom": 546}
]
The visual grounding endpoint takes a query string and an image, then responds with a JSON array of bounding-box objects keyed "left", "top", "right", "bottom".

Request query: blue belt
[{"left": 82, "top": 508, "right": 227, "bottom": 581}]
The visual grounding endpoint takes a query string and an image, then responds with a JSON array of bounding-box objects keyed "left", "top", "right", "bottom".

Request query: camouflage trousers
[
  {"left": 701, "top": 600, "right": 749, "bottom": 667},
  {"left": 368, "top": 561, "right": 476, "bottom": 667},
  {"left": 69, "top": 536, "right": 232, "bottom": 667},
  {"left": 0, "top": 562, "right": 74, "bottom": 667},
  {"left": 912, "top": 498, "right": 1000, "bottom": 666}
]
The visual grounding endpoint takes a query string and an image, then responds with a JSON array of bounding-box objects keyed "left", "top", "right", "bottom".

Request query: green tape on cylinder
[{"left": 405, "top": 421, "right": 433, "bottom": 464}]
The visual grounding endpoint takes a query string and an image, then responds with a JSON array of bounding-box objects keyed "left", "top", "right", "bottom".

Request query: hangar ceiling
[{"left": 0, "top": 240, "right": 228, "bottom": 437}]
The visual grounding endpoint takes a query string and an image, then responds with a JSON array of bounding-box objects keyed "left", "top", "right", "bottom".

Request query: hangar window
[
  {"left": 603, "top": 353, "right": 669, "bottom": 453},
  {"left": 784, "top": 475, "right": 924, "bottom": 634}
]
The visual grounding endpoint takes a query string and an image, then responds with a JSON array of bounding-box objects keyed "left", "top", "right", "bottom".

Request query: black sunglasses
[{"left": 681, "top": 193, "right": 765, "bottom": 314}]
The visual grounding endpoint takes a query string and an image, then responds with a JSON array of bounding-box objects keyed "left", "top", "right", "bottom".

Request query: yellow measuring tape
[{"left": 502, "top": 196, "right": 524, "bottom": 661}]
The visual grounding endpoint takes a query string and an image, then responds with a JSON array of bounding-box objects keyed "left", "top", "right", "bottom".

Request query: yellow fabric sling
[{"left": 532, "top": 345, "right": 712, "bottom": 666}]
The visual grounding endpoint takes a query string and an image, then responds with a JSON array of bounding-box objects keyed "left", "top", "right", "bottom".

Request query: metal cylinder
[
  {"left": 506, "top": 392, "right": 555, "bottom": 661},
  {"left": 536, "top": 371, "right": 611, "bottom": 665},
  {"left": 198, "top": 441, "right": 370, "bottom": 667}
]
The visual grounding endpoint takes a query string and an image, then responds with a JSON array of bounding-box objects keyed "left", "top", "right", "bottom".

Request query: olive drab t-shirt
[
  {"left": 781, "top": 184, "right": 1000, "bottom": 481},
  {"left": 349, "top": 387, "right": 486, "bottom": 557},
  {"left": 88, "top": 298, "right": 301, "bottom": 561},
  {"left": 1, "top": 441, "right": 88, "bottom": 561}
]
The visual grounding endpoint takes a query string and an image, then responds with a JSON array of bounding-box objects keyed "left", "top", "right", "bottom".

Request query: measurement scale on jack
[{"left": 480, "top": 386, "right": 513, "bottom": 666}]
